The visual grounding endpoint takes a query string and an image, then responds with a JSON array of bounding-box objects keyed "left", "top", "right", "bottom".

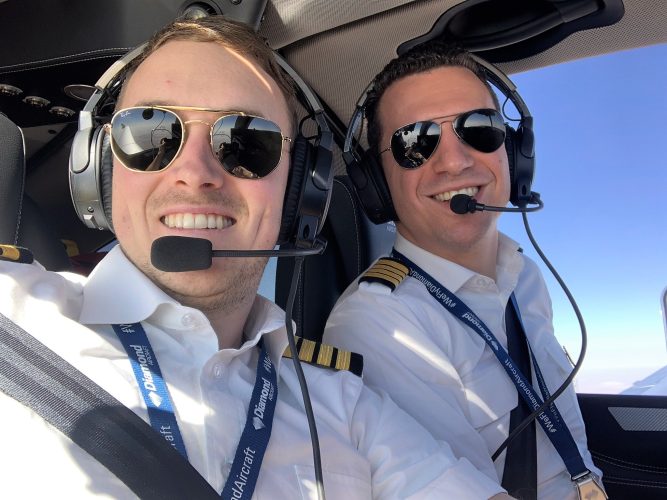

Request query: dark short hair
[{"left": 365, "top": 41, "right": 499, "bottom": 156}]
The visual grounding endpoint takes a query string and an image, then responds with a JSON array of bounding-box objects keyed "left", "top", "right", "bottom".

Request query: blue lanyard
[
  {"left": 113, "top": 323, "right": 277, "bottom": 499},
  {"left": 390, "top": 250, "right": 591, "bottom": 480}
]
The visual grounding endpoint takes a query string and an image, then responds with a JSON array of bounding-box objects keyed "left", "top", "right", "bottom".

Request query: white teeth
[
  {"left": 433, "top": 186, "right": 479, "bottom": 202},
  {"left": 162, "top": 213, "right": 234, "bottom": 230},
  {"left": 194, "top": 214, "right": 207, "bottom": 229}
]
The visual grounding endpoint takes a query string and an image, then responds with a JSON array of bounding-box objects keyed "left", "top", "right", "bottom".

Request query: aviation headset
[
  {"left": 69, "top": 43, "right": 333, "bottom": 249},
  {"left": 343, "top": 52, "right": 535, "bottom": 224}
]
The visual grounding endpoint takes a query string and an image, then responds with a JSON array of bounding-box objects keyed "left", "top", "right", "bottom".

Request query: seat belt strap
[
  {"left": 0, "top": 312, "right": 219, "bottom": 500},
  {"left": 501, "top": 299, "right": 538, "bottom": 499}
]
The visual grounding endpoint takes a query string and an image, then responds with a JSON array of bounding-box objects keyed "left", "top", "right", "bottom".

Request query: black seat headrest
[
  {"left": 276, "top": 175, "right": 395, "bottom": 342},
  {"left": 0, "top": 112, "right": 25, "bottom": 246},
  {"left": 0, "top": 113, "right": 71, "bottom": 271}
]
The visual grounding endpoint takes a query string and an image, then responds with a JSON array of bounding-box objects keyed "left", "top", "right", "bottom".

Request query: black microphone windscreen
[
  {"left": 450, "top": 194, "right": 473, "bottom": 214},
  {"left": 151, "top": 236, "right": 212, "bottom": 272}
]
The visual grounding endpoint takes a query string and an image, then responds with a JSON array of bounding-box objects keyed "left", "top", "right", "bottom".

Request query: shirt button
[
  {"left": 181, "top": 313, "right": 196, "bottom": 328},
  {"left": 213, "top": 365, "right": 223, "bottom": 379}
]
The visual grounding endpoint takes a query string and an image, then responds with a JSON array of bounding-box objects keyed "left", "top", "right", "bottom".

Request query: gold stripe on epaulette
[
  {"left": 0, "top": 245, "right": 21, "bottom": 261},
  {"left": 334, "top": 349, "right": 350, "bottom": 371},
  {"left": 0, "top": 244, "right": 34, "bottom": 264},
  {"left": 283, "top": 336, "right": 363, "bottom": 377},
  {"left": 316, "top": 343, "right": 334, "bottom": 367},
  {"left": 298, "top": 338, "right": 316, "bottom": 362},
  {"left": 359, "top": 257, "right": 409, "bottom": 291}
]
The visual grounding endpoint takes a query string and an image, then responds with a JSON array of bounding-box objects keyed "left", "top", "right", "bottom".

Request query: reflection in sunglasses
[
  {"left": 231, "top": 166, "right": 259, "bottom": 179},
  {"left": 108, "top": 105, "right": 292, "bottom": 179},
  {"left": 381, "top": 108, "right": 506, "bottom": 169}
]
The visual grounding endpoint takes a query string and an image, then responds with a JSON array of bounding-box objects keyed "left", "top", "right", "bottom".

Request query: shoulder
[
  {"left": 515, "top": 252, "right": 551, "bottom": 298},
  {"left": 278, "top": 346, "right": 367, "bottom": 427},
  {"left": 330, "top": 256, "right": 418, "bottom": 315},
  {"left": 518, "top": 251, "right": 543, "bottom": 276},
  {"left": 0, "top": 253, "right": 85, "bottom": 323},
  {"left": 0, "top": 244, "right": 35, "bottom": 265},
  {"left": 325, "top": 259, "right": 437, "bottom": 351},
  {"left": 357, "top": 257, "right": 409, "bottom": 292},
  {"left": 329, "top": 255, "right": 436, "bottom": 324},
  {"left": 282, "top": 336, "right": 363, "bottom": 377}
]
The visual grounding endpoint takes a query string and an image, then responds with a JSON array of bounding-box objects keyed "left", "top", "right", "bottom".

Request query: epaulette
[
  {"left": 358, "top": 257, "right": 408, "bottom": 291},
  {"left": 0, "top": 244, "right": 34, "bottom": 264},
  {"left": 283, "top": 336, "right": 363, "bottom": 377}
]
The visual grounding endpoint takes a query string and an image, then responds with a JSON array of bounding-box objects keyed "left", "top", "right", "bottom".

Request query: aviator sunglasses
[
  {"left": 106, "top": 105, "right": 292, "bottom": 179},
  {"left": 380, "top": 108, "right": 506, "bottom": 169}
]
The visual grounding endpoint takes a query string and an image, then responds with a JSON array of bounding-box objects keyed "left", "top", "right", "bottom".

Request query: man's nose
[
  {"left": 429, "top": 125, "right": 475, "bottom": 175},
  {"left": 166, "top": 124, "right": 225, "bottom": 189}
]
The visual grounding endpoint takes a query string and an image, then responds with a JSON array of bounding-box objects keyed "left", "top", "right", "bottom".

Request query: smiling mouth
[
  {"left": 432, "top": 186, "right": 479, "bottom": 202},
  {"left": 161, "top": 213, "right": 235, "bottom": 229}
]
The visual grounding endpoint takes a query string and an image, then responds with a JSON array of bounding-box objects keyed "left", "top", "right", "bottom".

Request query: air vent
[{"left": 398, "top": 0, "right": 625, "bottom": 63}]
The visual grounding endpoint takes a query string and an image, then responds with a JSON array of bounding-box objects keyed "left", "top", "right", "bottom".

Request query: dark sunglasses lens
[
  {"left": 455, "top": 109, "right": 506, "bottom": 153},
  {"left": 110, "top": 108, "right": 182, "bottom": 171},
  {"left": 390, "top": 121, "right": 440, "bottom": 168},
  {"left": 212, "top": 115, "right": 283, "bottom": 179}
]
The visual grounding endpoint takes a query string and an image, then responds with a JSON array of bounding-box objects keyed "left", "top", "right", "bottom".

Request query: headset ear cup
[
  {"left": 279, "top": 134, "right": 310, "bottom": 244},
  {"left": 506, "top": 122, "right": 535, "bottom": 207},
  {"left": 100, "top": 133, "right": 114, "bottom": 232},
  {"left": 346, "top": 150, "right": 397, "bottom": 224},
  {"left": 504, "top": 126, "right": 517, "bottom": 192},
  {"left": 365, "top": 152, "right": 397, "bottom": 222}
]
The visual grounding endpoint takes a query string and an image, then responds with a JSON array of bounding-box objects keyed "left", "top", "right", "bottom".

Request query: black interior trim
[
  {"left": 579, "top": 393, "right": 667, "bottom": 500},
  {"left": 398, "top": 0, "right": 625, "bottom": 63}
]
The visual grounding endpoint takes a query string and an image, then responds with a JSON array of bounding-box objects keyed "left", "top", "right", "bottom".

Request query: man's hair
[
  {"left": 365, "top": 41, "right": 500, "bottom": 156},
  {"left": 118, "top": 15, "right": 296, "bottom": 107}
]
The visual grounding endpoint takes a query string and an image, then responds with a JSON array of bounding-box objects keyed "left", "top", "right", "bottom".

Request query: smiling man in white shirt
[
  {"left": 324, "top": 41, "right": 604, "bottom": 499},
  {"left": 0, "top": 16, "right": 512, "bottom": 499}
]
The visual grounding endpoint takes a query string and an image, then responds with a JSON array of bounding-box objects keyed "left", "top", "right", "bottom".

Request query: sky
[{"left": 498, "top": 42, "right": 667, "bottom": 393}]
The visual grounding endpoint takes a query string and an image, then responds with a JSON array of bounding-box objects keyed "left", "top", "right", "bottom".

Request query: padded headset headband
[
  {"left": 69, "top": 42, "right": 333, "bottom": 249},
  {"left": 343, "top": 53, "right": 535, "bottom": 224}
]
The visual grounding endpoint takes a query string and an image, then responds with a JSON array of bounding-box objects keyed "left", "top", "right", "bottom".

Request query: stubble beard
[{"left": 142, "top": 255, "right": 269, "bottom": 316}]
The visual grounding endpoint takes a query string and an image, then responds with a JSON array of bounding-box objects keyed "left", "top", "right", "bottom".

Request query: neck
[
  {"left": 399, "top": 229, "right": 499, "bottom": 280},
  {"left": 459, "top": 238, "right": 498, "bottom": 279},
  {"left": 172, "top": 292, "right": 256, "bottom": 351},
  {"left": 204, "top": 298, "right": 255, "bottom": 350}
]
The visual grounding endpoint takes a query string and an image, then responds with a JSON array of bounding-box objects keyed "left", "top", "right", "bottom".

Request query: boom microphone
[
  {"left": 450, "top": 192, "right": 543, "bottom": 214},
  {"left": 150, "top": 236, "right": 326, "bottom": 272}
]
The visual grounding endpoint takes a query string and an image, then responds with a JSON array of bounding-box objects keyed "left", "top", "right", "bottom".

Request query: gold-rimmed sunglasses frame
[
  {"left": 105, "top": 105, "right": 293, "bottom": 178},
  {"left": 378, "top": 108, "right": 505, "bottom": 169}
]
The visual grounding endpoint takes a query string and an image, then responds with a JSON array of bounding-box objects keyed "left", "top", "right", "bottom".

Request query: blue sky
[{"left": 499, "top": 42, "right": 667, "bottom": 392}]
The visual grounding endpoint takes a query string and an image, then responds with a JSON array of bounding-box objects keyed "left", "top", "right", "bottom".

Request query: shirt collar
[
  {"left": 80, "top": 245, "right": 177, "bottom": 325},
  {"left": 238, "top": 294, "right": 290, "bottom": 370},
  {"left": 495, "top": 233, "right": 525, "bottom": 297},
  {"left": 80, "top": 245, "right": 291, "bottom": 371},
  {"left": 394, "top": 232, "right": 524, "bottom": 294}
]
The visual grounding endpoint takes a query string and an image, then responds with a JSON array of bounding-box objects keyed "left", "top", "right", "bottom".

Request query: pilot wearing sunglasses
[
  {"left": 0, "top": 16, "right": 513, "bottom": 500},
  {"left": 324, "top": 42, "right": 603, "bottom": 499}
]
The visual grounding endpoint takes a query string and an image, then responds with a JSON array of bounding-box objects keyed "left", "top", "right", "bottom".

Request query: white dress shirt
[
  {"left": 0, "top": 245, "right": 505, "bottom": 499},
  {"left": 324, "top": 233, "right": 601, "bottom": 499}
]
